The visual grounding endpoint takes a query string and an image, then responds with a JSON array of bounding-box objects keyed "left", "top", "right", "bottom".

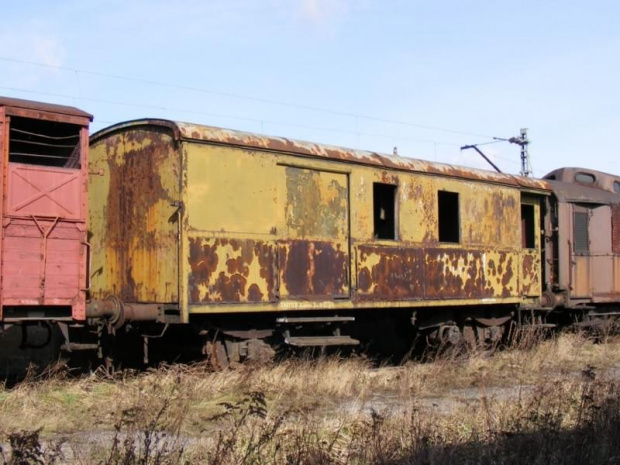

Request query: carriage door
[
  {"left": 520, "top": 195, "right": 542, "bottom": 297},
  {"left": 585, "top": 205, "right": 613, "bottom": 298},
  {"left": 571, "top": 204, "right": 593, "bottom": 298},
  {"left": 277, "top": 166, "right": 351, "bottom": 301}
]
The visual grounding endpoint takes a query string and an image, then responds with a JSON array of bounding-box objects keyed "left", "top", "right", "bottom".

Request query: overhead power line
[
  {"left": 0, "top": 85, "right": 463, "bottom": 149},
  {"left": 0, "top": 56, "right": 497, "bottom": 140}
]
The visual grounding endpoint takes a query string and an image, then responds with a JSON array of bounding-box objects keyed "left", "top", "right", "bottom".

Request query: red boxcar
[{"left": 0, "top": 97, "right": 92, "bottom": 322}]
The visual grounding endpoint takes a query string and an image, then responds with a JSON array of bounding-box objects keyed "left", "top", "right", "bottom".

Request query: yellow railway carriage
[{"left": 87, "top": 119, "right": 550, "bottom": 364}]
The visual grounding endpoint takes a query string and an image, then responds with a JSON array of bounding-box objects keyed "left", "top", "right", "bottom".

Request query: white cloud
[
  {"left": 32, "top": 36, "right": 65, "bottom": 69},
  {"left": 266, "top": 0, "right": 349, "bottom": 34},
  {"left": 0, "top": 22, "right": 69, "bottom": 93},
  {"left": 301, "top": 0, "right": 348, "bottom": 26},
  {"left": 0, "top": 20, "right": 65, "bottom": 69}
]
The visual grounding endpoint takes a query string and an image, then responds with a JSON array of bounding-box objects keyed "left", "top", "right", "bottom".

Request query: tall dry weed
[{"left": 0, "top": 332, "right": 619, "bottom": 463}]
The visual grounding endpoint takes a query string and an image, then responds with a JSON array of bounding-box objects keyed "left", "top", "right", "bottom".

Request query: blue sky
[{"left": 1, "top": 0, "right": 618, "bottom": 177}]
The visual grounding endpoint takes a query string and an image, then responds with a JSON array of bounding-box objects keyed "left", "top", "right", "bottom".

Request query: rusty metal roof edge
[
  {"left": 91, "top": 118, "right": 551, "bottom": 190},
  {"left": 90, "top": 118, "right": 181, "bottom": 144},
  {"left": 0, "top": 96, "right": 93, "bottom": 121}
]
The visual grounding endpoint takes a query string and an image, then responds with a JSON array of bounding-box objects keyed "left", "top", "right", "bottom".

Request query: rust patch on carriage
[
  {"left": 355, "top": 245, "right": 424, "bottom": 300},
  {"left": 278, "top": 240, "right": 348, "bottom": 299},
  {"left": 423, "top": 249, "right": 518, "bottom": 299},
  {"left": 520, "top": 253, "right": 540, "bottom": 296},
  {"left": 188, "top": 238, "right": 276, "bottom": 304},
  {"left": 284, "top": 167, "right": 348, "bottom": 239},
  {"left": 100, "top": 128, "right": 179, "bottom": 303},
  {"left": 424, "top": 249, "right": 486, "bottom": 299}
]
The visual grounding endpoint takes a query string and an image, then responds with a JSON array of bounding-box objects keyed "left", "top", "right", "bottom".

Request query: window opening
[
  {"left": 438, "top": 191, "right": 459, "bottom": 243},
  {"left": 613, "top": 181, "right": 620, "bottom": 194},
  {"left": 373, "top": 183, "right": 397, "bottom": 240},
  {"left": 8, "top": 117, "right": 81, "bottom": 168},
  {"left": 573, "top": 211, "right": 589, "bottom": 253},
  {"left": 521, "top": 204, "right": 536, "bottom": 248},
  {"left": 574, "top": 172, "right": 595, "bottom": 185}
]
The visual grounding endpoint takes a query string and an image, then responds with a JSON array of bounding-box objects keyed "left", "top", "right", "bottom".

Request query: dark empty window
[
  {"left": 373, "top": 183, "right": 397, "bottom": 240},
  {"left": 521, "top": 204, "right": 536, "bottom": 248},
  {"left": 575, "top": 172, "right": 595, "bottom": 185},
  {"left": 438, "top": 191, "right": 459, "bottom": 243},
  {"left": 573, "top": 211, "right": 589, "bottom": 253},
  {"left": 9, "top": 117, "right": 81, "bottom": 168}
]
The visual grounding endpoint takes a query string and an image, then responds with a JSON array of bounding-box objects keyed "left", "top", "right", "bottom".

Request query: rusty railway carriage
[
  {"left": 1, "top": 95, "right": 619, "bottom": 371},
  {"left": 542, "top": 168, "right": 620, "bottom": 322},
  {"left": 86, "top": 119, "right": 552, "bottom": 365}
]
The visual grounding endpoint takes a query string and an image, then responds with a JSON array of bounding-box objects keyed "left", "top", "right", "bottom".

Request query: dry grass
[{"left": 0, "top": 332, "right": 619, "bottom": 463}]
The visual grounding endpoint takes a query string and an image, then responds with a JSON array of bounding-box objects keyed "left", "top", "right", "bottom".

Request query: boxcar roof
[
  {"left": 547, "top": 179, "right": 620, "bottom": 205},
  {"left": 0, "top": 96, "right": 93, "bottom": 120},
  {"left": 91, "top": 118, "right": 551, "bottom": 191},
  {"left": 544, "top": 167, "right": 620, "bottom": 195}
]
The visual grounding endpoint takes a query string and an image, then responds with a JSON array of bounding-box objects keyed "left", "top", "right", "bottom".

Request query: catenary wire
[{"left": 0, "top": 56, "right": 498, "bottom": 140}]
